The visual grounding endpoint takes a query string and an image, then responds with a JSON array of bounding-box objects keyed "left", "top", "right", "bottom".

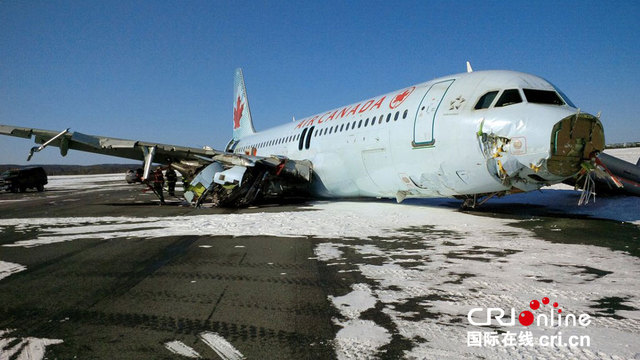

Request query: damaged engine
[{"left": 181, "top": 155, "right": 313, "bottom": 208}]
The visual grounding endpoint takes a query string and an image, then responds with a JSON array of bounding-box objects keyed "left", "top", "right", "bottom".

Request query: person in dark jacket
[
  {"left": 165, "top": 168, "right": 177, "bottom": 196},
  {"left": 153, "top": 168, "right": 165, "bottom": 204}
]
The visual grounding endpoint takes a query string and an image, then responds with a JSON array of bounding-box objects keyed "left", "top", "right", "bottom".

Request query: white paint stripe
[
  {"left": 199, "top": 332, "right": 244, "bottom": 360},
  {"left": 0, "top": 261, "right": 27, "bottom": 281},
  {"left": 0, "top": 338, "right": 26, "bottom": 360},
  {"left": 0, "top": 332, "right": 62, "bottom": 360},
  {"left": 18, "top": 337, "right": 63, "bottom": 360},
  {"left": 164, "top": 340, "right": 201, "bottom": 358}
]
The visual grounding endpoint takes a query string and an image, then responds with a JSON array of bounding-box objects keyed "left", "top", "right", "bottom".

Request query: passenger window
[
  {"left": 346, "top": 123, "right": 350, "bottom": 131},
  {"left": 329, "top": 127, "right": 333, "bottom": 134},
  {"left": 371, "top": 116, "right": 376, "bottom": 125},
  {"left": 340, "top": 124, "right": 344, "bottom": 132},
  {"left": 386, "top": 113, "right": 391, "bottom": 122},
  {"left": 474, "top": 91, "right": 499, "bottom": 109},
  {"left": 352, "top": 121, "right": 356, "bottom": 128},
  {"left": 378, "top": 116, "right": 383, "bottom": 124},
  {"left": 394, "top": 111, "right": 399, "bottom": 121},
  {"left": 364, "top": 118, "right": 369, "bottom": 127},
  {"left": 403, "top": 109, "right": 408, "bottom": 119},
  {"left": 358, "top": 120, "right": 362, "bottom": 128},
  {"left": 495, "top": 89, "right": 522, "bottom": 107}
]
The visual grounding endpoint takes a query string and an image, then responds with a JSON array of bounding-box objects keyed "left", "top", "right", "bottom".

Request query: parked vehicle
[
  {"left": 0, "top": 167, "right": 48, "bottom": 192},
  {"left": 125, "top": 168, "right": 143, "bottom": 184}
]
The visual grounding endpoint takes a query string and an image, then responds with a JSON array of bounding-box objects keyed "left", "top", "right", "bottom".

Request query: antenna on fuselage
[{"left": 466, "top": 61, "right": 473, "bottom": 73}]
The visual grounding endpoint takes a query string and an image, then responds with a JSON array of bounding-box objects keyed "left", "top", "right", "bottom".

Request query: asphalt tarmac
[{"left": 0, "top": 184, "right": 337, "bottom": 359}]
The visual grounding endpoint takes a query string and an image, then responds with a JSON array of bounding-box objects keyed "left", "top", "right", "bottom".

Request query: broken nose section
[
  {"left": 478, "top": 112, "right": 605, "bottom": 192},
  {"left": 547, "top": 112, "right": 605, "bottom": 178}
]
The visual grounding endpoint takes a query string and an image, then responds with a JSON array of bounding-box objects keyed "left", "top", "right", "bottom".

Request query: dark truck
[{"left": 0, "top": 167, "right": 48, "bottom": 192}]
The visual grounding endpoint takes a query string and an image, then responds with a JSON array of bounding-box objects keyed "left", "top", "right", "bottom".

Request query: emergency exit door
[{"left": 413, "top": 79, "right": 454, "bottom": 147}]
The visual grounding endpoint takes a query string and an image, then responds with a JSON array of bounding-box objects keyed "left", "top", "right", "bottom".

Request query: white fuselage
[{"left": 231, "top": 70, "right": 589, "bottom": 200}]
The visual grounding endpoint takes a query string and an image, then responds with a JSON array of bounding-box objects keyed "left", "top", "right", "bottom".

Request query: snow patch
[
  {"left": 314, "top": 243, "right": 344, "bottom": 262},
  {"left": 333, "top": 319, "right": 391, "bottom": 360},
  {"left": 330, "top": 284, "right": 377, "bottom": 319}
]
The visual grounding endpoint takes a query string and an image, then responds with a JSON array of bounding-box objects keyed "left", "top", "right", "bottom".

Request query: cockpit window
[
  {"left": 494, "top": 89, "right": 522, "bottom": 107},
  {"left": 474, "top": 91, "right": 499, "bottom": 110},
  {"left": 523, "top": 89, "right": 565, "bottom": 105},
  {"left": 551, "top": 84, "right": 576, "bottom": 107}
]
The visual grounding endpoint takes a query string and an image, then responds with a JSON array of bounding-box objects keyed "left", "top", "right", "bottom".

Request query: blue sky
[{"left": 1, "top": 1, "right": 638, "bottom": 165}]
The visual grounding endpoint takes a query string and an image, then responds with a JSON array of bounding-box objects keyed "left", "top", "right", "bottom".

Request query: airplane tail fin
[{"left": 233, "top": 68, "right": 256, "bottom": 140}]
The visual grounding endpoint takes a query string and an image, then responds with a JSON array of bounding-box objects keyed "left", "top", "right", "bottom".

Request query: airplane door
[{"left": 413, "top": 79, "right": 455, "bottom": 147}]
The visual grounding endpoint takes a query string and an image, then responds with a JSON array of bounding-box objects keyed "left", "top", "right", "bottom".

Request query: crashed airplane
[{"left": 0, "top": 66, "right": 611, "bottom": 207}]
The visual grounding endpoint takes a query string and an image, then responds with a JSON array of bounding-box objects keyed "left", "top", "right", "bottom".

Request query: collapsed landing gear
[{"left": 460, "top": 192, "right": 502, "bottom": 210}]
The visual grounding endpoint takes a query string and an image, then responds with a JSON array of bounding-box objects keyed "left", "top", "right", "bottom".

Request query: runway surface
[{"left": 0, "top": 167, "right": 639, "bottom": 359}]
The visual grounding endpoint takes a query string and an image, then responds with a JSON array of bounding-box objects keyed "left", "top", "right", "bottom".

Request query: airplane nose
[{"left": 547, "top": 112, "right": 605, "bottom": 177}]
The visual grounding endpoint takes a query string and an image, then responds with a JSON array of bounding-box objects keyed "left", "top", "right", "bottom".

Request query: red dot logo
[
  {"left": 519, "top": 311, "right": 534, "bottom": 326},
  {"left": 542, "top": 297, "right": 549, "bottom": 305},
  {"left": 558, "top": 309, "right": 562, "bottom": 313},
  {"left": 530, "top": 300, "right": 540, "bottom": 310},
  {"left": 553, "top": 302, "right": 558, "bottom": 308}
]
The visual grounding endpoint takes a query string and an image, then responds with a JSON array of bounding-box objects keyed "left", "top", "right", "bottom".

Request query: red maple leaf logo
[
  {"left": 233, "top": 96, "right": 244, "bottom": 129},
  {"left": 390, "top": 87, "right": 415, "bottom": 109}
]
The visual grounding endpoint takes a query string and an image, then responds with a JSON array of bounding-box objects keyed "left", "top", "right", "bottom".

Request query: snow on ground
[
  {"left": 0, "top": 201, "right": 524, "bottom": 247},
  {"left": 0, "top": 196, "right": 638, "bottom": 358},
  {"left": 45, "top": 173, "right": 125, "bottom": 190},
  {"left": 605, "top": 147, "right": 640, "bottom": 164}
]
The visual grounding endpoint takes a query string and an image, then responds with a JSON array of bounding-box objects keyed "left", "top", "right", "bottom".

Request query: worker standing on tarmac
[
  {"left": 166, "top": 167, "right": 177, "bottom": 197},
  {"left": 153, "top": 168, "right": 165, "bottom": 205}
]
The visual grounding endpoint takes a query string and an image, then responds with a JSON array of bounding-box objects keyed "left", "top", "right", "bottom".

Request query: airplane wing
[
  {"left": 0, "top": 124, "right": 313, "bottom": 207},
  {"left": 0, "top": 124, "right": 219, "bottom": 164}
]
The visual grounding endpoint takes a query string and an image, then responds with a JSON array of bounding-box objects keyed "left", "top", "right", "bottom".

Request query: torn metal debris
[{"left": 183, "top": 156, "right": 313, "bottom": 207}]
